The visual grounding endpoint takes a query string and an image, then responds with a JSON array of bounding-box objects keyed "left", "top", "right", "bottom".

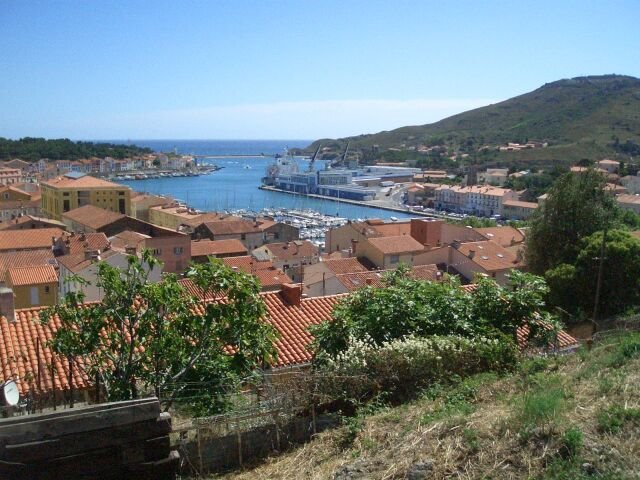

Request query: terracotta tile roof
[
  {"left": 109, "top": 230, "right": 149, "bottom": 251},
  {"left": 260, "top": 241, "right": 319, "bottom": 261},
  {"left": 0, "top": 249, "right": 56, "bottom": 282},
  {"left": 502, "top": 200, "right": 539, "bottom": 209},
  {"left": 191, "top": 239, "right": 248, "bottom": 257},
  {"left": 261, "top": 292, "right": 345, "bottom": 367},
  {"left": 410, "top": 264, "right": 440, "bottom": 281},
  {"left": 352, "top": 219, "right": 412, "bottom": 238},
  {"left": 62, "top": 205, "right": 125, "bottom": 230},
  {"left": 56, "top": 249, "right": 119, "bottom": 273},
  {"left": 59, "top": 232, "right": 110, "bottom": 255},
  {"left": 43, "top": 175, "right": 127, "bottom": 189},
  {"left": 322, "top": 257, "right": 370, "bottom": 275},
  {"left": 0, "top": 308, "right": 91, "bottom": 395},
  {"left": 0, "top": 215, "right": 66, "bottom": 231},
  {"left": 201, "top": 220, "right": 263, "bottom": 236},
  {"left": 0, "top": 198, "right": 40, "bottom": 211},
  {"left": 476, "top": 226, "right": 525, "bottom": 247},
  {"left": 336, "top": 271, "right": 386, "bottom": 290},
  {"left": 367, "top": 235, "right": 425, "bottom": 255},
  {"left": 457, "top": 241, "right": 521, "bottom": 272},
  {"left": 7, "top": 264, "right": 58, "bottom": 286},
  {"left": 254, "top": 268, "right": 293, "bottom": 289},
  {"left": 517, "top": 324, "right": 579, "bottom": 352},
  {"left": 0, "top": 228, "right": 63, "bottom": 251},
  {"left": 222, "top": 255, "right": 274, "bottom": 273}
]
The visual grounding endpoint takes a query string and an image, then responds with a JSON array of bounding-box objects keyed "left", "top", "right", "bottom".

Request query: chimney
[
  {"left": 280, "top": 283, "right": 302, "bottom": 306},
  {"left": 0, "top": 287, "right": 15, "bottom": 322},
  {"left": 351, "top": 239, "right": 358, "bottom": 256},
  {"left": 410, "top": 219, "right": 443, "bottom": 247},
  {"left": 85, "top": 249, "right": 101, "bottom": 261},
  {"left": 468, "top": 249, "right": 476, "bottom": 259}
]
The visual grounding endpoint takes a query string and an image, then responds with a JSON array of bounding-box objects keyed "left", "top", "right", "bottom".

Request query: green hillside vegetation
[
  {"left": 221, "top": 330, "right": 640, "bottom": 480},
  {"left": 304, "top": 75, "right": 640, "bottom": 168},
  {"left": 0, "top": 137, "right": 152, "bottom": 161}
]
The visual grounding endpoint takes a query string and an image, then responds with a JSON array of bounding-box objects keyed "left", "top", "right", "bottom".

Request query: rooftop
[
  {"left": 43, "top": 175, "right": 128, "bottom": 190},
  {"left": 191, "top": 239, "right": 248, "bottom": 257},
  {"left": 476, "top": 226, "right": 526, "bottom": 247},
  {"left": 0, "top": 228, "right": 64, "bottom": 251},
  {"left": 457, "top": 240, "right": 521, "bottom": 272},
  {"left": 367, "top": 235, "right": 425, "bottom": 255},
  {"left": 62, "top": 205, "right": 126, "bottom": 230},
  {"left": 201, "top": 220, "right": 263, "bottom": 236},
  {"left": 7, "top": 264, "right": 58, "bottom": 286},
  {"left": 321, "top": 257, "right": 370, "bottom": 275},
  {"left": 259, "top": 240, "right": 318, "bottom": 261},
  {"left": 0, "top": 249, "right": 56, "bottom": 282}
]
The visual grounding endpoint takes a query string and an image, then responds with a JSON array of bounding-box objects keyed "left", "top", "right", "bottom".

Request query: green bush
[
  {"left": 318, "top": 335, "right": 519, "bottom": 404},
  {"left": 559, "top": 427, "right": 583, "bottom": 458},
  {"left": 512, "top": 375, "right": 567, "bottom": 439},
  {"left": 597, "top": 405, "right": 640, "bottom": 433}
]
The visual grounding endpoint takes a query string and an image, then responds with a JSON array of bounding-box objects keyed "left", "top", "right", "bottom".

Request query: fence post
[
  {"left": 197, "top": 426, "right": 204, "bottom": 475},
  {"left": 236, "top": 427, "right": 243, "bottom": 467},
  {"left": 273, "top": 411, "right": 281, "bottom": 452}
]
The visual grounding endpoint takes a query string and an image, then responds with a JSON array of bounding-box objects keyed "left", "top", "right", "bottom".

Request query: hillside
[
  {"left": 220, "top": 331, "right": 640, "bottom": 479},
  {"left": 0, "top": 137, "right": 152, "bottom": 161},
  {"left": 305, "top": 75, "right": 640, "bottom": 167}
]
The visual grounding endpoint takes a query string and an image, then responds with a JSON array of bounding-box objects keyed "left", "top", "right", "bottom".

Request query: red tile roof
[
  {"left": 457, "top": 241, "right": 522, "bottom": 272},
  {"left": 0, "top": 228, "right": 63, "bottom": 251},
  {"left": 56, "top": 249, "right": 119, "bottom": 273},
  {"left": 335, "top": 265, "right": 440, "bottom": 291},
  {"left": 0, "top": 307, "right": 91, "bottom": 395},
  {"left": 62, "top": 205, "right": 125, "bottom": 230},
  {"left": 7, "top": 264, "right": 58, "bottom": 286},
  {"left": 322, "top": 257, "right": 370, "bottom": 275},
  {"left": 222, "top": 255, "right": 272, "bottom": 271},
  {"left": 43, "top": 175, "right": 127, "bottom": 190},
  {"left": 476, "top": 227, "right": 525, "bottom": 247},
  {"left": 367, "top": 235, "right": 425, "bottom": 255},
  {"left": 201, "top": 220, "right": 262, "bottom": 236},
  {"left": 0, "top": 249, "right": 56, "bottom": 282},
  {"left": 191, "top": 239, "right": 248, "bottom": 257},
  {"left": 59, "top": 232, "right": 110, "bottom": 255},
  {"left": 259, "top": 241, "right": 319, "bottom": 261}
]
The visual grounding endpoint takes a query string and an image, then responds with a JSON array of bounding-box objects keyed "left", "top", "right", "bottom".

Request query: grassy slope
[
  {"left": 220, "top": 332, "right": 640, "bottom": 479},
  {"left": 307, "top": 75, "right": 640, "bottom": 165}
]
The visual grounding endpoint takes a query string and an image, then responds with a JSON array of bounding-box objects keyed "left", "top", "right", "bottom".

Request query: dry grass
[{"left": 214, "top": 333, "right": 640, "bottom": 479}]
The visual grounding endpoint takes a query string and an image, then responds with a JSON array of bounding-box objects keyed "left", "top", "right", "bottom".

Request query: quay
[{"left": 259, "top": 185, "right": 445, "bottom": 219}]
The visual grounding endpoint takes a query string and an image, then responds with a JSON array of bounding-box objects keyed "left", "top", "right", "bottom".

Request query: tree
[
  {"left": 545, "top": 230, "right": 640, "bottom": 318},
  {"left": 311, "top": 268, "right": 557, "bottom": 359},
  {"left": 42, "top": 253, "right": 277, "bottom": 413},
  {"left": 526, "top": 169, "right": 617, "bottom": 274}
]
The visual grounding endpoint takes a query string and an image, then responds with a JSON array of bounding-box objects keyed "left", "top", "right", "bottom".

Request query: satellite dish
[{"left": 1, "top": 380, "right": 20, "bottom": 407}]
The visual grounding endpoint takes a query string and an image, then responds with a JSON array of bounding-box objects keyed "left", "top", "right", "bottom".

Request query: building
[
  {"left": 252, "top": 240, "right": 319, "bottom": 282},
  {"left": 6, "top": 264, "right": 58, "bottom": 308},
  {"left": 356, "top": 235, "right": 425, "bottom": 269},
  {"left": 190, "top": 239, "right": 248, "bottom": 262},
  {"left": 616, "top": 194, "right": 640, "bottom": 214},
  {"left": 620, "top": 176, "right": 640, "bottom": 194},
  {"left": 0, "top": 215, "right": 66, "bottom": 231},
  {"left": 303, "top": 257, "right": 372, "bottom": 297},
  {"left": 148, "top": 204, "right": 234, "bottom": 230},
  {"left": 414, "top": 240, "right": 523, "bottom": 285},
  {"left": 0, "top": 249, "right": 56, "bottom": 286},
  {"left": 57, "top": 248, "right": 162, "bottom": 302},
  {"left": 194, "top": 220, "right": 265, "bottom": 250},
  {"left": 434, "top": 185, "right": 519, "bottom": 217},
  {"left": 0, "top": 168, "right": 22, "bottom": 185},
  {"left": 62, "top": 204, "right": 126, "bottom": 233},
  {"left": 41, "top": 173, "right": 132, "bottom": 220},
  {"left": 597, "top": 159, "right": 620, "bottom": 174},
  {"left": 478, "top": 168, "right": 509, "bottom": 186},
  {"left": 255, "top": 219, "right": 300, "bottom": 244},
  {"left": 221, "top": 255, "right": 293, "bottom": 292},
  {"left": 130, "top": 193, "right": 173, "bottom": 222},
  {"left": 0, "top": 228, "right": 64, "bottom": 253},
  {"left": 502, "top": 200, "right": 539, "bottom": 220},
  {"left": 0, "top": 184, "right": 42, "bottom": 223},
  {"left": 475, "top": 226, "right": 525, "bottom": 248}
]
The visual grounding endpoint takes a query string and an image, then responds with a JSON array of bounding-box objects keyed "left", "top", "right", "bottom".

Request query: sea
[{"left": 108, "top": 140, "right": 413, "bottom": 220}]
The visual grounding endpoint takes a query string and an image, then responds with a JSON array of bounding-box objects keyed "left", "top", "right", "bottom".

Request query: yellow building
[
  {"left": 6, "top": 264, "right": 58, "bottom": 309},
  {"left": 41, "top": 173, "right": 132, "bottom": 220}
]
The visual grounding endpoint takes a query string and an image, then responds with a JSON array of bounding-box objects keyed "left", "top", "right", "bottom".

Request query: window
[
  {"left": 390, "top": 255, "right": 400, "bottom": 264},
  {"left": 152, "top": 248, "right": 162, "bottom": 256},
  {"left": 119, "top": 198, "right": 126, "bottom": 214},
  {"left": 63, "top": 199, "right": 70, "bottom": 212},
  {"left": 44, "top": 286, "right": 50, "bottom": 294},
  {"left": 241, "top": 234, "right": 246, "bottom": 240},
  {"left": 3, "top": 193, "right": 8, "bottom": 200},
  {"left": 174, "top": 247, "right": 184, "bottom": 255}
]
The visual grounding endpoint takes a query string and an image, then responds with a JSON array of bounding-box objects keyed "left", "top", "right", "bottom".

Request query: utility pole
[{"left": 591, "top": 224, "right": 609, "bottom": 336}]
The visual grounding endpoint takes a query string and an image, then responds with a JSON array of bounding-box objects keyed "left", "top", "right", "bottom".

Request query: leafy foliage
[
  {"left": 311, "top": 269, "right": 558, "bottom": 360},
  {"left": 526, "top": 169, "right": 617, "bottom": 274},
  {"left": 42, "top": 254, "right": 277, "bottom": 414}
]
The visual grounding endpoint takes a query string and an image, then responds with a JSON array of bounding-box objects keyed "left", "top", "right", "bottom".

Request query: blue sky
[{"left": 1, "top": 0, "right": 639, "bottom": 140}]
